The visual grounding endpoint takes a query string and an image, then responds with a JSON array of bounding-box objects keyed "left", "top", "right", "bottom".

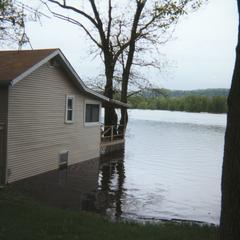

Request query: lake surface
[
  {"left": 121, "top": 109, "right": 226, "bottom": 224},
  {"left": 13, "top": 110, "right": 226, "bottom": 225}
]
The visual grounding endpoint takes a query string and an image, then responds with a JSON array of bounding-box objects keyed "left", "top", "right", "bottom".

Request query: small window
[
  {"left": 85, "top": 104, "right": 100, "bottom": 123},
  {"left": 65, "top": 96, "right": 74, "bottom": 123}
]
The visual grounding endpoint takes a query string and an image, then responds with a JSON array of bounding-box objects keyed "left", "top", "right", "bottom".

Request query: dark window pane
[
  {"left": 67, "top": 110, "right": 73, "bottom": 121},
  {"left": 85, "top": 104, "right": 99, "bottom": 122},
  {"left": 92, "top": 105, "right": 99, "bottom": 122},
  {"left": 85, "top": 104, "right": 92, "bottom": 122},
  {"left": 68, "top": 98, "right": 73, "bottom": 109}
]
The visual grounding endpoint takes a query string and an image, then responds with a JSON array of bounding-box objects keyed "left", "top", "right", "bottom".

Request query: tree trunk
[
  {"left": 104, "top": 57, "right": 118, "bottom": 127},
  {"left": 119, "top": 1, "right": 145, "bottom": 128},
  {"left": 220, "top": 1, "right": 240, "bottom": 238},
  {"left": 119, "top": 76, "right": 129, "bottom": 127}
]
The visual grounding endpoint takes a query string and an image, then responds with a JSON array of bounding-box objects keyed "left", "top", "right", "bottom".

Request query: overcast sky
[
  {"left": 159, "top": 0, "right": 238, "bottom": 90},
  {"left": 5, "top": 0, "right": 239, "bottom": 90}
]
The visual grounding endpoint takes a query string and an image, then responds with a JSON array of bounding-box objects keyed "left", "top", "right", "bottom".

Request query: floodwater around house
[{"left": 12, "top": 109, "right": 226, "bottom": 225}]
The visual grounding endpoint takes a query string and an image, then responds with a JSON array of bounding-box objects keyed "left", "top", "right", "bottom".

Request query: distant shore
[
  {"left": 128, "top": 88, "right": 228, "bottom": 114},
  {"left": 128, "top": 95, "right": 227, "bottom": 114}
]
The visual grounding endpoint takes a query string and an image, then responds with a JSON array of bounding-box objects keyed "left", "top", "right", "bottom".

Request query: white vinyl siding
[{"left": 7, "top": 63, "right": 101, "bottom": 183}]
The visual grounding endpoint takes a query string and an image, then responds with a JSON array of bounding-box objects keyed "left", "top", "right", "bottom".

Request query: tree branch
[
  {"left": 42, "top": 2, "right": 102, "bottom": 48},
  {"left": 107, "top": 0, "right": 112, "bottom": 44},
  {"left": 127, "top": 90, "right": 141, "bottom": 98},
  {"left": 47, "top": 0, "right": 98, "bottom": 27},
  {"left": 89, "top": 0, "right": 107, "bottom": 47}
]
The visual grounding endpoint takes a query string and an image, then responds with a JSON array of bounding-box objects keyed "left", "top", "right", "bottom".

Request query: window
[
  {"left": 65, "top": 96, "right": 74, "bottom": 123},
  {"left": 85, "top": 104, "right": 100, "bottom": 123}
]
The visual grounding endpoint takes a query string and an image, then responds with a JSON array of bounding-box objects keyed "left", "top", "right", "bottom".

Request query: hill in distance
[{"left": 140, "top": 88, "right": 229, "bottom": 98}]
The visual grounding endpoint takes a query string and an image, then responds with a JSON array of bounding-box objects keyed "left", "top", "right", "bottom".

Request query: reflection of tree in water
[
  {"left": 98, "top": 150, "right": 126, "bottom": 219},
  {"left": 115, "top": 159, "right": 125, "bottom": 218}
]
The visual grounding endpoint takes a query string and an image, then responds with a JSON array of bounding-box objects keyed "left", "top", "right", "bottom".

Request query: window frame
[
  {"left": 84, "top": 100, "right": 101, "bottom": 127},
  {"left": 65, "top": 95, "right": 75, "bottom": 124}
]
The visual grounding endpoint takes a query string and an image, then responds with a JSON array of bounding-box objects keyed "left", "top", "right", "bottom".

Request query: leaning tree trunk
[
  {"left": 220, "top": 1, "right": 240, "bottom": 238},
  {"left": 119, "top": 76, "right": 129, "bottom": 128},
  {"left": 104, "top": 81, "right": 118, "bottom": 127},
  {"left": 119, "top": 1, "right": 145, "bottom": 129},
  {"left": 104, "top": 60, "right": 118, "bottom": 127}
]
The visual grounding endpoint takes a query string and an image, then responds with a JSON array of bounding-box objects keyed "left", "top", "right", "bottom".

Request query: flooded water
[
  {"left": 13, "top": 110, "right": 226, "bottom": 225},
  {"left": 123, "top": 110, "right": 226, "bottom": 224}
]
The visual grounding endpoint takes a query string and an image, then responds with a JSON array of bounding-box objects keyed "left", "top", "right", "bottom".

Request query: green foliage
[
  {"left": 140, "top": 88, "right": 229, "bottom": 98},
  {"left": 129, "top": 95, "right": 228, "bottom": 113},
  {"left": 0, "top": 188, "right": 218, "bottom": 240}
]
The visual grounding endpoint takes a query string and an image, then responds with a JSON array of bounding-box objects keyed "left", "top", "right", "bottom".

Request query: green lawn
[{"left": 0, "top": 188, "right": 218, "bottom": 240}]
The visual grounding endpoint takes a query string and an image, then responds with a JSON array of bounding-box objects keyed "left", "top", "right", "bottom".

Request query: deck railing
[{"left": 101, "top": 124, "right": 126, "bottom": 143}]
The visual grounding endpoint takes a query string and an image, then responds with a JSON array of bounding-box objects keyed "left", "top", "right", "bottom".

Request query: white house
[{"left": 0, "top": 49, "right": 127, "bottom": 184}]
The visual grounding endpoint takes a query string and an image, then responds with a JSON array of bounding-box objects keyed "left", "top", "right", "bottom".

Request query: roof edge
[
  {"left": 9, "top": 49, "right": 128, "bottom": 108},
  {"left": 56, "top": 50, "right": 110, "bottom": 102},
  {"left": 109, "top": 99, "right": 129, "bottom": 108}
]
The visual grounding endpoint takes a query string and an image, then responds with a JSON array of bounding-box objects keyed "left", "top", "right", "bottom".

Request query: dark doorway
[{"left": 0, "top": 125, "right": 6, "bottom": 185}]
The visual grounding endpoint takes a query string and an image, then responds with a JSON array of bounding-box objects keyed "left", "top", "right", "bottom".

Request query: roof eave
[
  {"left": 102, "top": 99, "right": 129, "bottom": 108},
  {"left": 9, "top": 49, "right": 127, "bottom": 108},
  {"left": 56, "top": 52, "right": 110, "bottom": 103}
]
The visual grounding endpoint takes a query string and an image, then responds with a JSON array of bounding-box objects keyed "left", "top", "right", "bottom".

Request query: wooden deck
[
  {"left": 100, "top": 124, "right": 126, "bottom": 154},
  {"left": 101, "top": 138, "right": 125, "bottom": 147}
]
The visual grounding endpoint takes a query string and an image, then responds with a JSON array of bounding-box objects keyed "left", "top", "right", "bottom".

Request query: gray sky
[
  {"left": 159, "top": 0, "right": 238, "bottom": 90},
  {"left": 8, "top": 0, "right": 240, "bottom": 90}
]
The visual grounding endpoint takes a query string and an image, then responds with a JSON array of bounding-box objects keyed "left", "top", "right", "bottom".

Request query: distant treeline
[
  {"left": 128, "top": 88, "right": 229, "bottom": 113},
  {"left": 141, "top": 88, "right": 229, "bottom": 98}
]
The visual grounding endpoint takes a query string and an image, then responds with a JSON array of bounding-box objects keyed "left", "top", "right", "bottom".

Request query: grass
[{"left": 0, "top": 188, "right": 218, "bottom": 240}]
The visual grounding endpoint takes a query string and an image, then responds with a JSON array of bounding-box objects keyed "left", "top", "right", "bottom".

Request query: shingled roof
[
  {"left": 0, "top": 49, "right": 57, "bottom": 82},
  {"left": 0, "top": 48, "right": 128, "bottom": 108}
]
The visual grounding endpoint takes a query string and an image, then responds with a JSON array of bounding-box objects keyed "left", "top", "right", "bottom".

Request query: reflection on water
[
  {"left": 12, "top": 110, "right": 226, "bottom": 225},
  {"left": 98, "top": 153, "right": 126, "bottom": 218},
  {"left": 12, "top": 152, "right": 126, "bottom": 219}
]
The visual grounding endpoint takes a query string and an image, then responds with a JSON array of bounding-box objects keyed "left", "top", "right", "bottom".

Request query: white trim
[
  {"left": 84, "top": 100, "right": 101, "bottom": 127},
  {"left": 65, "top": 95, "right": 75, "bottom": 124}
]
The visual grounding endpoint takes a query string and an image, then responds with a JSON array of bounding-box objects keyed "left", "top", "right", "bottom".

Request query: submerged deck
[{"left": 100, "top": 124, "right": 125, "bottom": 154}]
